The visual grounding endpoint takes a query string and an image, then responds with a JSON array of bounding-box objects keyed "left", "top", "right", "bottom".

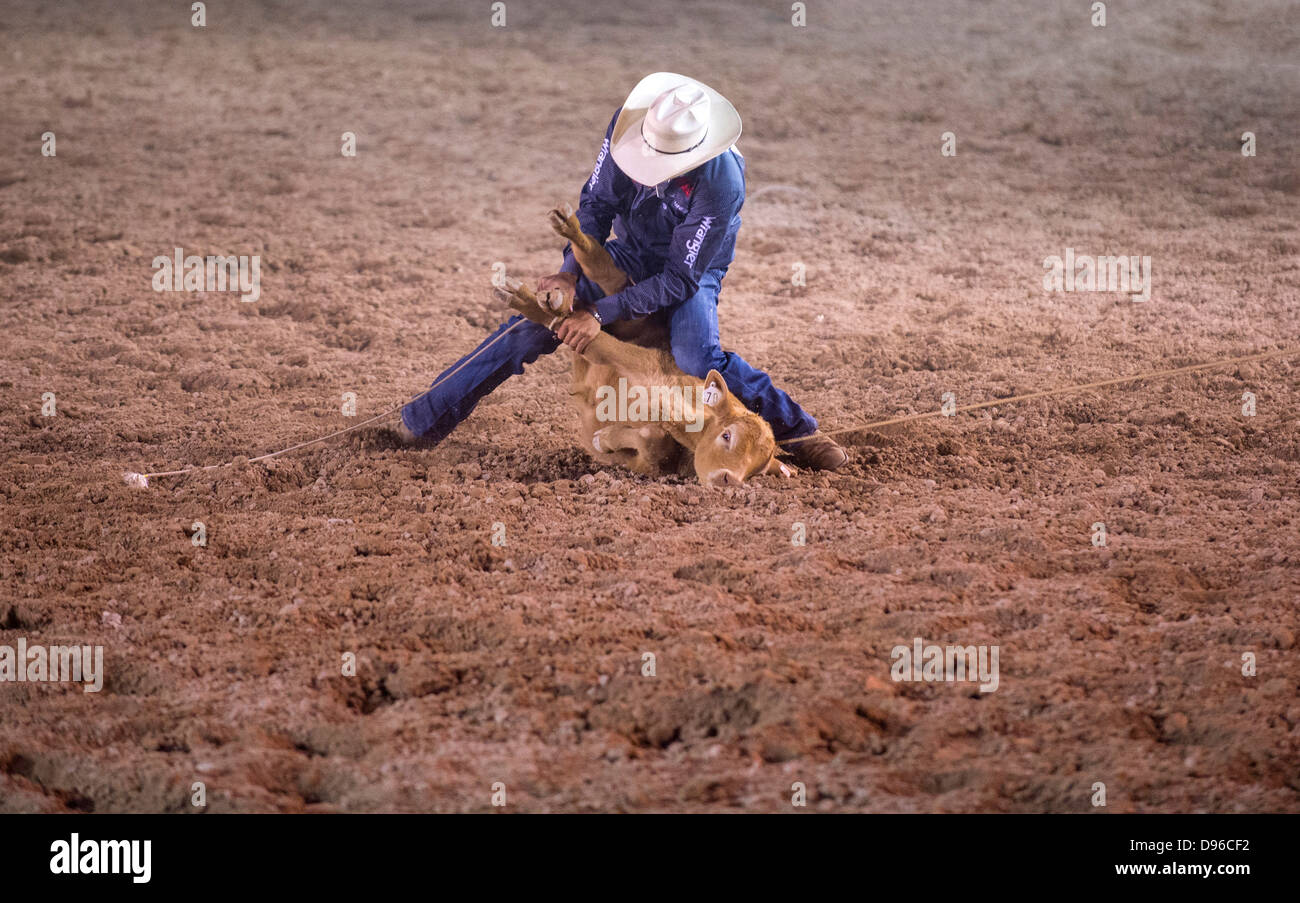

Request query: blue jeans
[{"left": 401, "top": 259, "right": 817, "bottom": 444}]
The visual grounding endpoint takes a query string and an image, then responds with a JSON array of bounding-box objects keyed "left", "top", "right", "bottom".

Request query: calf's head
[{"left": 691, "top": 370, "right": 794, "bottom": 487}]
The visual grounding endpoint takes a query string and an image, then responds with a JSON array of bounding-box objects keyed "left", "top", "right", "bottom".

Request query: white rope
[
  {"left": 124, "top": 308, "right": 1298, "bottom": 482},
  {"left": 781, "top": 345, "right": 1300, "bottom": 446},
  {"left": 125, "top": 318, "right": 527, "bottom": 486}
]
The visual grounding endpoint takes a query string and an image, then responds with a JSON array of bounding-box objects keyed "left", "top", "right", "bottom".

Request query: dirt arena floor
[{"left": 1, "top": 0, "right": 1297, "bottom": 813}]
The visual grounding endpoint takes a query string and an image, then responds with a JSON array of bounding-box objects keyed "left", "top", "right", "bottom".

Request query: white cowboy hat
[{"left": 610, "top": 72, "right": 742, "bottom": 186}]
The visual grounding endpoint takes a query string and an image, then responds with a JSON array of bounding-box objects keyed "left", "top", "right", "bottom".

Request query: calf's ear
[{"left": 701, "top": 370, "right": 730, "bottom": 407}]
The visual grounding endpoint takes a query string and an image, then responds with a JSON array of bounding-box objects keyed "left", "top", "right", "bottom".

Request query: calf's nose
[{"left": 707, "top": 469, "right": 741, "bottom": 488}]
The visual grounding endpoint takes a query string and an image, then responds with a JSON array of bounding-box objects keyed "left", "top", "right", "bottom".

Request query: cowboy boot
[
  {"left": 782, "top": 432, "right": 848, "bottom": 471},
  {"left": 387, "top": 418, "right": 437, "bottom": 448}
]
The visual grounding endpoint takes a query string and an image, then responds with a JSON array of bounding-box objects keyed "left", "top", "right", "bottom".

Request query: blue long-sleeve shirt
[{"left": 561, "top": 109, "right": 746, "bottom": 324}]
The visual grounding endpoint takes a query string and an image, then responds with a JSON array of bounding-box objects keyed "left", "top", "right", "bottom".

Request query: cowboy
[{"left": 395, "top": 72, "right": 848, "bottom": 471}]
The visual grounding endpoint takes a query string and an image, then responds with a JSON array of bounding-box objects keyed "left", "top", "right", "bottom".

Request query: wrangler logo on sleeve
[
  {"left": 683, "top": 216, "right": 714, "bottom": 267},
  {"left": 589, "top": 138, "right": 610, "bottom": 190}
]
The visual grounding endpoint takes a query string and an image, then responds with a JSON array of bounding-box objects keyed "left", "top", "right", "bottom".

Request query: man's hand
[
  {"left": 554, "top": 309, "right": 601, "bottom": 354},
  {"left": 536, "top": 272, "right": 578, "bottom": 313}
]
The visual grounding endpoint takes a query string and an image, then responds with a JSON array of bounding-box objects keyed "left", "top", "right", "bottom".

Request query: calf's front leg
[
  {"left": 496, "top": 280, "right": 668, "bottom": 378},
  {"left": 548, "top": 204, "right": 629, "bottom": 297}
]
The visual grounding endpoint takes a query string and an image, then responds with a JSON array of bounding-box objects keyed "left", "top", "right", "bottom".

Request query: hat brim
[{"left": 609, "top": 72, "right": 742, "bottom": 186}]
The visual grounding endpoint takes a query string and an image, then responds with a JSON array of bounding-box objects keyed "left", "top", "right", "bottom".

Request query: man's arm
[
  {"left": 559, "top": 109, "right": 628, "bottom": 278},
  {"left": 591, "top": 169, "right": 743, "bottom": 324}
]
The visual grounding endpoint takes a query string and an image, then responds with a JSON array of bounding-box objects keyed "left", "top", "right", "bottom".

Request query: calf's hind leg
[{"left": 590, "top": 424, "right": 680, "bottom": 475}]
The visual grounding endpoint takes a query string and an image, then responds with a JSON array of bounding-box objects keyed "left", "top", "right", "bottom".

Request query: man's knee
[
  {"left": 492, "top": 317, "right": 558, "bottom": 370},
  {"left": 671, "top": 340, "right": 727, "bottom": 379}
]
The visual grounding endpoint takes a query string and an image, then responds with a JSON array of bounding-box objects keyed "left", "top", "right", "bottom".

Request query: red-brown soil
[{"left": 0, "top": 0, "right": 1297, "bottom": 812}]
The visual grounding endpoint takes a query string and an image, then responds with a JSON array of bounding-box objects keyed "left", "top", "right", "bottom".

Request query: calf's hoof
[{"left": 547, "top": 204, "right": 585, "bottom": 245}]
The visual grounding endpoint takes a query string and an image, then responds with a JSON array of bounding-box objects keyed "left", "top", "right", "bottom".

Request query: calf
[{"left": 497, "top": 207, "right": 792, "bottom": 487}]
